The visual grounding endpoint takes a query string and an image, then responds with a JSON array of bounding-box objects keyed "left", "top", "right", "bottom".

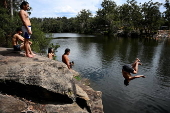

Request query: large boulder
[{"left": 0, "top": 47, "right": 103, "bottom": 113}]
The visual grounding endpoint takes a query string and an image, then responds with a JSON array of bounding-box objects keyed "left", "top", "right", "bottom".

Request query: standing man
[{"left": 19, "top": 1, "right": 34, "bottom": 58}]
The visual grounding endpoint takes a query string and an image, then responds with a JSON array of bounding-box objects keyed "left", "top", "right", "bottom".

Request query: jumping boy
[{"left": 122, "top": 58, "right": 145, "bottom": 81}]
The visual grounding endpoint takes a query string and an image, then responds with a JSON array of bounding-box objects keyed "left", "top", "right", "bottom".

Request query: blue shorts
[
  {"left": 22, "top": 26, "right": 31, "bottom": 39},
  {"left": 13, "top": 45, "right": 21, "bottom": 51}
]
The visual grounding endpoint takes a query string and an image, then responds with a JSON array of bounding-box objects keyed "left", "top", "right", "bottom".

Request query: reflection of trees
[
  {"left": 139, "top": 38, "right": 158, "bottom": 65},
  {"left": 76, "top": 36, "right": 170, "bottom": 83},
  {"left": 164, "top": 38, "right": 170, "bottom": 46},
  {"left": 156, "top": 41, "right": 170, "bottom": 85},
  {"left": 99, "top": 36, "right": 119, "bottom": 63},
  {"left": 76, "top": 37, "right": 94, "bottom": 52},
  {"left": 77, "top": 36, "right": 159, "bottom": 65}
]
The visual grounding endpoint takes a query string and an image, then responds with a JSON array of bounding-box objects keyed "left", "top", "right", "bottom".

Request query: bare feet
[
  {"left": 138, "top": 62, "right": 142, "bottom": 65},
  {"left": 26, "top": 54, "right": 34, "bottom": 58},
  {"left": 133, "top": 58, "right": 141, "bottom": 64},
  {"left": 31, "top": 53, "right": 36, "bottom": 56},
  {"left": 136, "top": 58, "right": 140, "bottom": 62}
]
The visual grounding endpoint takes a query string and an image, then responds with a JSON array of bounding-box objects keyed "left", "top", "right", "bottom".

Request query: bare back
[
  {"left": 122, "top": 70, "right": 132, "bottom": 80},
  {"left": 62, "top": 54, "right": 72, "bottom": 69},
  {"left": 12, "top": 34, "right": 24, "bottom": 46},
  {"left": 62, "top": 54, "right": 69, "bottom": 64}
]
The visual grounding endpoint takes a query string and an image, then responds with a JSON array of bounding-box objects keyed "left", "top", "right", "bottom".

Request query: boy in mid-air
[{"left": 122, "top": 58, "right": 145, "bottom": 85}]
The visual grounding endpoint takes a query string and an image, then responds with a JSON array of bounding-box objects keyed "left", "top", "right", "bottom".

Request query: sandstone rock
[
  {"left": 0, "top": 94, "right": 27, "bottom": 113},
  {"left": 0, "top": 47, "right": 103, "bottom": 113},
  {"left": 75, "top": 84, "right": 90, "bottom": 101}
]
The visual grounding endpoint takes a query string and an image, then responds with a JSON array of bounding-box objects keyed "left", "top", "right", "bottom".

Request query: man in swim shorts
[
  {"left": 62, "top": 48, "right": 74, "bottom": 69},
  {"left": 19, "top": 1, "right": 34, "bottom": 57},
  {"left": 122, "top": 58, "right": 145, "bottom": 82},
  {"left": 12, "top": 27, "right": 34, "bottom": 54},
  {"left": 12, "top": 28, "right": 24, "bottom": 51}
]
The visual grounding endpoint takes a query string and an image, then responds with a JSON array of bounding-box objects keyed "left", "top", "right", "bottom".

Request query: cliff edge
[{"left": 0, "top": 47, "right": 103, "bottom": 113}]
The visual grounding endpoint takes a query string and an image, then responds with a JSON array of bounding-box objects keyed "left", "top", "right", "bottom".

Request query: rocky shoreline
[{"left": 0, "top": 47, "right": 103, "bottom": 113}]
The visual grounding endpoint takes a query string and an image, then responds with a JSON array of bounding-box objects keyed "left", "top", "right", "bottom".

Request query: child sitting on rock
[{"left": 47, "top": 48, "right": 55, "bottom": 60}]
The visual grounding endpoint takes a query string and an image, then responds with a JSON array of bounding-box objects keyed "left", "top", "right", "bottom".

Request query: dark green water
[{"left": 51, "top": 33, "right": 170, "bottom": 113}]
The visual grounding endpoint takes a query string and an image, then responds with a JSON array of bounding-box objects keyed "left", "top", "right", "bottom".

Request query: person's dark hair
[
  {"left": 11, "top": 27, "right": 22, "bottom": 37},
  {"left": 65, "top": 48, "right": 70, "bottom": 54},
  {"left": 124, "top": 79, "right": 129, "bottom": 86},
  {"left": 20, "top": 1, "right": 29, "bottom": 9},
  {"left": 48, "top": 48, "right": 53, "bottom": 53},
  {"left": 16, "top": 27, "right": 22, "bottom": 32}
]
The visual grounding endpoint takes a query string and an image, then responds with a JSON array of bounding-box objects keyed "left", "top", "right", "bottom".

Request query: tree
[
  {"left": 0, "top": 0, "right": 7, "bottom": 8},
  {"left": 0, "top": 0, "right": 55, "bottom": 53},
  {"left": 118, "top": 2, "right": 132, "bottom": 31},
  {"left": 127, "top": 0, "right": 142, "bottom": 31},
  {"left": 68, "top": 17, "right": 77, "bottom": 32},
  {"left": 163, "top": 0, "right": 170, "bottom": 27},
  {"left": 141, "top": 1, "right": 162, "bottom": 33},
  {"left": 0, "top": 1, "right": 22, "bottom": 46},
  {"left": 96, "top": 0, "right": 118, "bottom": 34},
  {"left": 76, "top": 9, "right": 92, "bottom": 33}
]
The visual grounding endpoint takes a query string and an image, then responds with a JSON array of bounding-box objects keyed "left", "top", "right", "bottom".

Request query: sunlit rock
[{"left": 0, "top": 47, "right": 103, "bottom": 113}]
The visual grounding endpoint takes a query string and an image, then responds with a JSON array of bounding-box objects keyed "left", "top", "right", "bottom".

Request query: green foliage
[
  {"left": 1, "top": 0, "right": 170, "bottom": 42},
  {"left": 141, "top": 1, "right": 162, "bottom": 33},
  {"left": 118, "top": 0, "right": 142, "bottom": 30},
  {"left": 163, "top": 0, "right": 170, "bottom": 27},
  {"left": 74, "top": 76, "right": 81, "bottom": 81},
  {"left": 96, "top": 0, "right": 118, "bottom": 34},
  {"left": 48, "top": 42, "right": 60, "bottom": 60},
  {"left": 0, "top": 0, "right": 56, "bottom": 53},
  {"left": 31, "top": 17, "right": 75, "bottom": 33},
  {"left": 0, "top": 6, "right": 22, "bottom": 46},
  {"left": 76, "top": 9, "right": 93, "bottom": 33},
  {"left": 30, "top": 21, "right": 53, "bottom": 53},
  {"left": 27, "top": 0, "right": 169, "bottom": 36},
  {"left": 49, "top": 43, "right": 60, "bottom": 52}
]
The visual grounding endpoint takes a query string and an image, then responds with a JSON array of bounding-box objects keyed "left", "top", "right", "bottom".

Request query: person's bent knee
[{"left": 133, "top": 71, "right": 137, "bottom": 74}]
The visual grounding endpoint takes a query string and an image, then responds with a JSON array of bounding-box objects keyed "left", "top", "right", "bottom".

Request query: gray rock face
[{"left": 0, "top": 47, "right": 103, "bottom": 113}]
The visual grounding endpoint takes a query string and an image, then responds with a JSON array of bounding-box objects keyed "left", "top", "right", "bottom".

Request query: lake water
[{"left": 51, "top": 33, "right": 170, "bottom": 113}]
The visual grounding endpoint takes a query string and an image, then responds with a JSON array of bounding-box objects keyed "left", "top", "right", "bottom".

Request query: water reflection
[
  {"left": 52, "top": 33, "right": 170, "bottom": 113},
  {"left": 52, "top": 33, "right": 95, "bottom": 38}
]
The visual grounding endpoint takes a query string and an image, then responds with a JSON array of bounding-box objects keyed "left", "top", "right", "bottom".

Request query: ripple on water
[{"left": 53, "top": 35, "right": 170, "bottom": 113}]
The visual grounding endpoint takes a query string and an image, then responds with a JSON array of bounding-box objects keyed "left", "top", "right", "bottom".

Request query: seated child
[{"left": 47, "top": 48, "right": 55, "bottom": 60}]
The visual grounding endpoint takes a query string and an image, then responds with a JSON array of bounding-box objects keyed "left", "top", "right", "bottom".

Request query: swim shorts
[
  {"left": 13, "top": 45, "right": 21, "bottom": 51},
  {"left": 22, "top": 26, "right": 31, "bottom": 39},
  {"left": 122, "top": 64, "right": 134, "bottom": 73}
]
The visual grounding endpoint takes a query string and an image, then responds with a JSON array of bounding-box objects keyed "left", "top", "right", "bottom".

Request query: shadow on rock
[{"left": 0, "top": 80, "right": 73, "bottom": 104}]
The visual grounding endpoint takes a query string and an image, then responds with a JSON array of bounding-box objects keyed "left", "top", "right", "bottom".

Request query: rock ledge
[{"left": 0, "top": 47, "right": 103, "bottom": 113}]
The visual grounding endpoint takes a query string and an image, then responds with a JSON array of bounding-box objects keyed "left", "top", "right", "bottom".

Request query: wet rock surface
[{"left": 0, "top": 47, "right": 103, "bottom": 113}]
